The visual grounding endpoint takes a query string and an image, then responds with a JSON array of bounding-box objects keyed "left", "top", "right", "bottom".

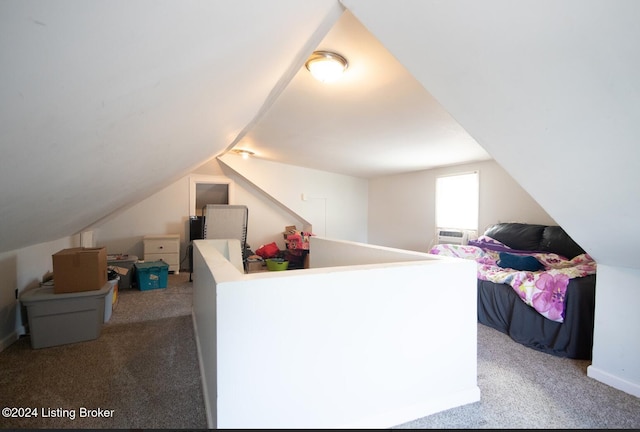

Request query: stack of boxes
[
  {"left": 283, "top": 225, "right": 313, "bottom": 269},
  {"left": 19, "top": 247, "right": 111, "bottom": 349},
  {"left": 283, "top": 225, "right": 313, "bottom": 250}
]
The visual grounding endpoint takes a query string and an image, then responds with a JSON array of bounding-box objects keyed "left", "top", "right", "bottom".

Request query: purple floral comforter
[{"left": 428, "top": 236, "right": 597, "bottom": 323}]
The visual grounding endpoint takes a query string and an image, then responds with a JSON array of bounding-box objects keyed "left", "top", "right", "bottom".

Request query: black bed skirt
[{"left": 477, "top": 274, "right": 596, "bottom": 360}]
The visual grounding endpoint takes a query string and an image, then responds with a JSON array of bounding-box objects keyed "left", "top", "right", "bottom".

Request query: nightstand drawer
[
  {"left": 143, "top": 234, "right": 180, "bottom": 274},
  {"left": 144, "top": 253, "right": 179, "bottom": 267},
  {"left": 144, "top": 239, "right": 179, "bottom": 254}
]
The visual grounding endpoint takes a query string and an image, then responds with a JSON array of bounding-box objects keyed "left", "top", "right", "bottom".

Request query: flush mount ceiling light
[
  {"left": 232, "top": 149, "right": 254, "bottom": 159},
  {"left": 305, "top": 50, "right": 348, "bottom": 83}
]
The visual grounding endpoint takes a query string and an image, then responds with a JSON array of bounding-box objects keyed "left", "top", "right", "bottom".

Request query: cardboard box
[
  {"left": 283, "top": 225, "right": 297, "bottom": 239},
  {"left": 246, "top": 260, "right": 267, "bottom": 273},
  {"left": 52, "top": 247, "right": 107, "bottom": 294}
]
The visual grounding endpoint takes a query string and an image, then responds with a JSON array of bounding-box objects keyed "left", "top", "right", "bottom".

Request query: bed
[{"left": 429, "top": 223, "right": 597, "bottom": 360}]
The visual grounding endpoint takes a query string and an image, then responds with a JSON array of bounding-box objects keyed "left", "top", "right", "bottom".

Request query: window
[{"left": 435, "top": 171, "right": 479, "bottom": 231}]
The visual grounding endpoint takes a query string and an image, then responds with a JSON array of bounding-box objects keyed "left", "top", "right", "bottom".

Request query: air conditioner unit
[{"left": 436, "top": 228, "right": 477, "bottom": 245}]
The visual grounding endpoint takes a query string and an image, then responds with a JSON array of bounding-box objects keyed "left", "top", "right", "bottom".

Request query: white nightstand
[{"left": 143, "top": 234, "right": 180, "bottom": 274}]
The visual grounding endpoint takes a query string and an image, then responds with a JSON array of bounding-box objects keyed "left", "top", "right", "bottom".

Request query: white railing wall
[{"left": 192, "top": 238, "right": 479, "bottom": 429}]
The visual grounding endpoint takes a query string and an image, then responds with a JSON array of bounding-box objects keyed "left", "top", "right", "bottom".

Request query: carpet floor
[
  {"left": 0, "top": 272, "right": 207, "bottom": 430},
  {"left": 2, "top": 272, "right": 640, "bottom": 429},
  {"left": 395, "top": 322, "right": 640, "bottom": 429}
]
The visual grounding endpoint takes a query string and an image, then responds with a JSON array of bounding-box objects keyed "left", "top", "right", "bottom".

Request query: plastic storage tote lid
[
  {"left": 20, "top": 282, "right": 111, "bottom": 303},
  {"left": 134, "top": 260, "right": 169, "bottom": 270}
]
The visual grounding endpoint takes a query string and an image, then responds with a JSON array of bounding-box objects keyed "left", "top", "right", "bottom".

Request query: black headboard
[{"left": 484, "top": 223, "right": 586, "bottom": 259}]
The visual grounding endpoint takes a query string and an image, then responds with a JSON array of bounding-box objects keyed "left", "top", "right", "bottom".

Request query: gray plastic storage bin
[
  {"left": 104, "top": 277, "right": 118, "bottom": 323},
  {"left": 20, "top": 282, "right": 111, "bottom": 349},
  {"left": 107, "top": 254, "right": 138, "bottom": 289}
]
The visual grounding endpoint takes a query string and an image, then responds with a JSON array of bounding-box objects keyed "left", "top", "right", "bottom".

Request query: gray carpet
[
  {"left": 396, "top": 323, "right": 640, "bottom": 429},
  {"left": 0, "top": 272, "right": 207, "bottom": 430},
  {"left": 2, "top": 272, "right": 640, "bottom": 429}
]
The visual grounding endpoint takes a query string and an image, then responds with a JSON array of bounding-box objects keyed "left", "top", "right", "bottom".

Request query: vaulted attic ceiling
[
  {"left": 343, "top": 0, "right": 640, "bottom": 269},
  {"left": 2, "top": 0, "right": 639, "bottom": 272},
  {"left": 0, "top": 0, "right": 344, "bottom": 254},
  {"left": 0, "top": 0, "right": 489, "bottom": 255},
  {"left": 232, "top": 10, "right": 490, "bottom": 178}
]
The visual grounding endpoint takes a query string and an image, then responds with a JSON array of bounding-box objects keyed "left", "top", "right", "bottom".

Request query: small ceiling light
[
  {"left": 305, "top": 50, "right": 348, "bottom": 83},
  {"left": 232, "top": 149, "right": 254, "bottom": 159}
]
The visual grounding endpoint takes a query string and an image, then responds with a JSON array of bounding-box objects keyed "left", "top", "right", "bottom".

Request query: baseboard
[
  {"left": 0, "top": 331, "right": 18, "bottom": 353},
  {"left": 587, "top": 365, "right": 640, "bottom": 398},
  {"left": 192, "top": 311, "right": 214, "bottom": 429}
]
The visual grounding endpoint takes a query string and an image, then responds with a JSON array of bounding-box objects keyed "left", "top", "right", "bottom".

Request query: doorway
[
  {"left": 196, "top": 184, "right": 228, "bottom": 215},
  {"left": 188, "top": 175, "right": 235, "bottom": 277},
  {"left": 189, "top": 175, "right": 235, "bottom": 217}
]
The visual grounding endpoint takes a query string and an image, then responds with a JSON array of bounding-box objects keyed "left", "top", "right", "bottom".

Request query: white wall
[
  {"left": 219, "top": 153, "right": 369, "bottom": 242},
  {"left": 368, "top": 160, "right": 556, "bottom": 252},
  {"left": 344, "top": 0, "right": 640, "bottom": 399},
  {"left": 588, "top": 265, "right": 640, "bottom": 398},
  {"left": 0, "top": 156, "right": 557, "bottom": 351},
  {"left": 91, "top": 156, "right": 367, "bottom": 267},
  {"left": 93, "top": 176, "right": 191, "bottom": 261},
  {"left": 0, "top": 157, "right": 370, "bottom": 349},
  {"left": 193, "top": 238, "right": 479, "bottom": 428},
  {"left": 310, "top": 236, "right": 438, "bottom": 267},
  {"left": 0, "top": 236, "right": 76, "bottom": 349}
]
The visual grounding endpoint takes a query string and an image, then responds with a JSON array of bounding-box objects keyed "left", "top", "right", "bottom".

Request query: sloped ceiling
[
  {"left": 0, "top": 0, "right": 343, "bottom": 254},
  {"left": 0, "top": 0, "right": 490, "bottom": 255},
  {"left": 233, "top": 10, "right": 491, "bottom": 178},
  {"left": 2, "top": 0, "right": 638, "bottom": 271},
  {"left": 343, "top": 0, "right": 640, "bottom": 268}
]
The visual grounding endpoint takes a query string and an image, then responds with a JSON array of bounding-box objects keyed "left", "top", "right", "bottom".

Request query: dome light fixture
[
  {"left": 305, "top": 50, "right": 348, "bottom": 83},
  {"left": 232, "top": 149, "right": 254, "bottom": 159}
]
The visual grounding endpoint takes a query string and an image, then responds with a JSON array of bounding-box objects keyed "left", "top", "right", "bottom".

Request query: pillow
[
  {"left": 497, "top": 252, "right": 545, "bottom": 272},
  {"left": 468, "top": 236, "right": 546, "bottom": 255},
  {"left": 468, "top": 236, "right": 514, "bottom": 253},
  {"left": 540, "top": 226, "right": 586, "bottom": 259},
  {"left": 255, "top": 242, "right": 280, "bottom": 259},
  {"left": 469, "top": 235, "right": 511, "bottom": 248},
  {"left": 484, "top": 223, "right": 546, "bottom": 251}
]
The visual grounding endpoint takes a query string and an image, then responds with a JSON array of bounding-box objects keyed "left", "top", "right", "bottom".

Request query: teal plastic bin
[{"left": 135, "top": 261, "right": 169, "bottom": 291}]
